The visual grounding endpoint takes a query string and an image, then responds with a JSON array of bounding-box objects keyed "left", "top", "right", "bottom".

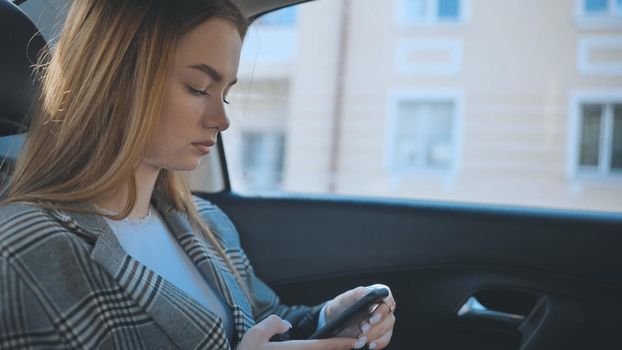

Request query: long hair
[{"left": 3, "top": 0, "right": 251, "bottom": 302}]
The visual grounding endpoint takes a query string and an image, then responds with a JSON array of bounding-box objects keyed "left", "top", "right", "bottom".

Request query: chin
[
  {"left": 161, "top": 159, "right": 202, "bottom": 172},
  {"left": 174, "top": 162, "right": 201, "bottom": 171}
]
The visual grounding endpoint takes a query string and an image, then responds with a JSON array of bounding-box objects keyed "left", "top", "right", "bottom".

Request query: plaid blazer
[{"left": 0, "top": 193, "right": 323, "bottom": 349}]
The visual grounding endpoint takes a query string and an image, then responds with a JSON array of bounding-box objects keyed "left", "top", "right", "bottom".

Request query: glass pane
[
  {"left": 241, "top": 132, "right": 285, "bottom": 191},
  {"left": 0, "top": 134, "right": 25, "bottom": 159},
  {"left": 213, "top": 0, "right": 622, "bottom": 213},
  {"left": 584, "top": 0, "right": 608, "bottom": 13},
  {"left": 438, "top": 0, "right": 460, "bottom": 19},
  {"left": 425, "top": 102, "right": 453, "bottom": 168},
  {"left": 407, "top": 0, "right": 427, "bottom": 20},
  {"left": 395, "top": 101, "right": 424, "bottom": 168},
  {"left": 241, "top": 132, "right": 262, "bottom": 172},
  {"left": 611, "top": 105, "right": 622, "bottom": 170},
  {"left": 256, "top": 6, "right": 297, "bottom": 26},
  {"left": 579, "top": 104, "right": 602, "bottom": 167}
]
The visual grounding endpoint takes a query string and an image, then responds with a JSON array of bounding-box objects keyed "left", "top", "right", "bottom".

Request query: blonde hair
[{"left": 3, "top": 0, "right": 251, "bottom": 302}]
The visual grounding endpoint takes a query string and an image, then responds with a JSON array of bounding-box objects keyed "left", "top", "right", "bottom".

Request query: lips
[
  {"left": 191, "top": 140, "right": 215, "bottom": 154},
  {"left": 192, "top": 140, "right": 216, "bottom": 147}
]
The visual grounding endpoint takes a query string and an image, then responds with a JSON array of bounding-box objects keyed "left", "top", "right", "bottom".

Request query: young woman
[{"left": 0, "top": 1, "right": 396, "bottom": 349}]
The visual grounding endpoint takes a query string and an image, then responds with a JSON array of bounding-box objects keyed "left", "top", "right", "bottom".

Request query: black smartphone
[{"left": 308, "top": 288, "right": 389, "bottom": 340}]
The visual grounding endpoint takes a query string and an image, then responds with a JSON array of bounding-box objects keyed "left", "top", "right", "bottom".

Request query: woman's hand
[
  {"left": 324, "top": 284, "right": 396, "bottom": 350},
  {"left": 237, "top": 314, "right": 358, "bottom": 350}
]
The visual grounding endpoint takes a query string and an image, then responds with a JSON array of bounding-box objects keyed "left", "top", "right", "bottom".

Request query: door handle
[{"left": 457, "top": 296, "right": 525, "bottom": 326}]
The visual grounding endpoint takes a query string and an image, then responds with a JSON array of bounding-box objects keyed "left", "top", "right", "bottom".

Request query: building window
[
  {"left": 400, "top": 0, "right": 463, "bottom": 24},
  {"left": 392, "top": 100, "right": 457, "bottom": 172},
  {"left": 241, "top": 131, "right": 285, "bottom": 191},
  {"left": 255, "top": 6, "right": 297, "bottom": 27},
  {"left": 438, "top": 0, "right": 460, "bottom": 19},
  {"left": 406, "top": 0, "right": 426, "bottom": 20},
  {"left": 577, "top": 36, "right": 622, "bottom": 77},
  {"left": 395, "top": 38, "right": 463, "bottom": 76},
  {"left": 576, "top": 102, "right": 622, "bottom": 176},
  {"left": 576, "top": 0, "right": 622, "bottom": 26},
  {"left": 585, "top": 0, "right": 609, "bottom": 13},
  {"left": 583, "top": 0, "right": 622, "bottom": 14}
]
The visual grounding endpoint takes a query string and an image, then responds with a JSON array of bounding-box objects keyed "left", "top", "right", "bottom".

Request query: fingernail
[
  {"left": 369, "top": 314, "right": 381, "bottom": 325},
  {"left": 353, "top": 336, "right": 367, "bottom": 349},
  {"left": 362, "top": 287, "right": 372, "bottom": 296},
  {"left": 369, "top": 342, "right": 378, "bottom": 349},
  {"left": 361, "top": 322, "right": 370, "bottom": 334},
  {"left": 283, "top": 320, "right": 292, "bottom": 329}
]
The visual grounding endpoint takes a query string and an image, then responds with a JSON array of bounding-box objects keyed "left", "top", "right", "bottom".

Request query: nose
[{"left": 203, "top": 101, "right": 230, "bottom": 132}]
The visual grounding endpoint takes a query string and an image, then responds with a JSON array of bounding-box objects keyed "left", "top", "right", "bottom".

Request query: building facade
[{"left": 212, "top": 0, "right": 622, "bottom": 212}]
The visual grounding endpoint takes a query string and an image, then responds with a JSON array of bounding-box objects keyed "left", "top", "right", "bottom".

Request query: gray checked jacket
[{"left": 0, "top": 193, "right": 324, "bottom": 349}]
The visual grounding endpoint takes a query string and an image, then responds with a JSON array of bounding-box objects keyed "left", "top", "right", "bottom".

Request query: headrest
[{"left": 0, "top": 0, "right": 47, "bottom": 137}]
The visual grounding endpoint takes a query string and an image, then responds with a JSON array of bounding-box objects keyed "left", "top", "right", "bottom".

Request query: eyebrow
[{"left": 186, "top": 63, "right": 237, "bottom": 85}]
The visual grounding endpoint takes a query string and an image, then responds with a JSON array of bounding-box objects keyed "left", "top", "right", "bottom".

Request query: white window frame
[
  {"left": 386, "top": 89, "right": 464, "bottom": 177},
  {"left": 574, "top": 0, "right": 622, "bottom": 27},
  {"left": 394, "top": 38, "right": 463, "bottom": 76},
  {"left": 577, "top": 36, "right": 622, "bottom": 77},
  {"left": 567, "top": 91, "right": 622, "bottom": 181},
  {"left": 395, "top": 0, "right": 470, "bottom": 27}
]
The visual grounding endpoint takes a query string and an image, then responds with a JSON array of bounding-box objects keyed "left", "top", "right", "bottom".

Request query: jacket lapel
[
  {"left": 46, "top": 203, "right": 234, "bottom": 350},
  {"left": 151, "top": 194, "right": 255, "bottom": 342}
]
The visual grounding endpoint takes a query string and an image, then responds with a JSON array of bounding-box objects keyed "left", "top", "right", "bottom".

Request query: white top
[{"left": 103, "top": 206, "right": 235, "bottom": 342}]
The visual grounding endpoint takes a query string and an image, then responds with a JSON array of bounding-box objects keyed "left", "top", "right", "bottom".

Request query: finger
[
  {"left": 368, "top": 297, "right": 396, "bottom": 325},
  {"left": 367, "top": 328, "right": 393, "bottom": 350},
  {"left": 367, "top": 284, "right": 394, "bottom": 305},
  {"left": 367, "top": 284, "right": 393, "bottom": 300},
  {"left": 334, "top": 286, "right": 369, "bottom": 307},
  {"left": 364, "top": 312, "right": 395, "bottom": 343},
  {"left": 252, "top": 314, "right": 292, "bottom": 341},
  {"left": 328, "top": 286, "right": 371, "bottom": 320},
  {"left": 272, "top": 337, "right": 359, "bottom": 350},
  {"left": 364, "top": 284, "right": 395, "bottom": 322}
]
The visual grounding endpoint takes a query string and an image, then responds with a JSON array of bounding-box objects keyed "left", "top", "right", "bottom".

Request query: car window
[
  {"left": 17, "top": 0, "right": 69, "bottom": 43},
  {"left": 188, "top": 0, "right": 622, "bottom": 213},
  {"left": 0, "top": 134, "right": 25, "bottom": 159}
]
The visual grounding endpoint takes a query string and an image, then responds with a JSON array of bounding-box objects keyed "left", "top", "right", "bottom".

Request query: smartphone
[{"left": 308, "top": 288, "right": 390, "bottom": 340}]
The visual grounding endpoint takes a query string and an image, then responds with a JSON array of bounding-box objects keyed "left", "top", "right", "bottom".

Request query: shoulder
[
  {"left": 192, "top": 195, "right": 242, "bottom": 247},
  {"left": 0, "top": 201, "right": 44, "bottom": 220},
  {"left": 192, "top": 195, "right": 217, "bottom": 213},
  {"left": 0, "top": 202, "right": 54, "bottom": 236},
  {"left": 0, "top": 202, "right": 74, "bottom": 259}
]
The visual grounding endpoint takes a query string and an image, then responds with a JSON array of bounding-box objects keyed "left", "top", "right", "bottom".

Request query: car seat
[{"left": 0, "top": 0, "right": 47, "bottom": 196}]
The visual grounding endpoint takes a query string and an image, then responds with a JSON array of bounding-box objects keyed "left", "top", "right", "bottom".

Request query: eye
[
  {"left": 223, "top": 86, "right": 234, "bottom": 105},
  {"left": 187, "top": 85, "right": 208, "bottom": 97}
]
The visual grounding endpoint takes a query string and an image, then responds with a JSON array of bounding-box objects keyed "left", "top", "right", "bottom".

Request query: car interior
[{"left": 1, "top": 0, "right": 622, "bottom": 349}]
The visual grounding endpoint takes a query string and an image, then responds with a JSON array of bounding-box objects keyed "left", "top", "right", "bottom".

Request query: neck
[{"left": 93, "top": 162, "right": 160, "bottom": 219}]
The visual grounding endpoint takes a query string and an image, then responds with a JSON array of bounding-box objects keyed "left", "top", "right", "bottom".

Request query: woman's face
[{"left": 143, "top": 18, "right": 242, "bottom": 171}]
